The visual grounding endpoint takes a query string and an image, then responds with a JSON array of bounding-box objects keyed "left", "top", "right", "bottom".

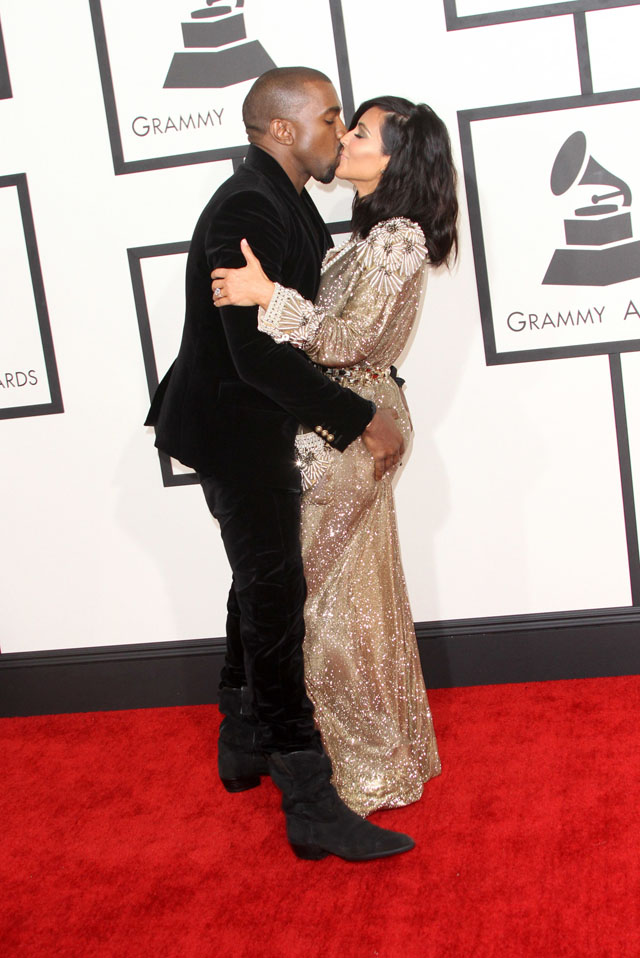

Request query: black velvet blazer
[{"left": 145, "top": 145, "right": 373, "bottom": 490}]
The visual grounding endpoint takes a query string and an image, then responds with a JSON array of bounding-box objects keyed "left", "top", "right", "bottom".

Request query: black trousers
[{"left": 200, "top": 476, "right": 320, "bottom": 753}]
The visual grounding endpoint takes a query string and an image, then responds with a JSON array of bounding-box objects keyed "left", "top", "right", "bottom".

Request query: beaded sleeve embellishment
[
  {"left": 257, "top": 284, "right": 322, "bottom": 348},
  {"left": 357, "top": 218, "right": 427, "bottom": 295},
  {"left": 295, "top": 431, "right": 332, "bottom": 492},
  {"left": 256, "top": 218, "right": 427, "bottom": 345}
]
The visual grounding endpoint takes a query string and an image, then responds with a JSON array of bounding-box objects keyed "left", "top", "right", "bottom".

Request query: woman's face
[{"left": 335, "top": 107, "right": 391, "bottom": 196}]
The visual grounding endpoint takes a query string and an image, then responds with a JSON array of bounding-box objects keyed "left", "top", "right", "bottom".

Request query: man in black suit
[{"left": 146, "top": 68, "right": 413, "bottom": 861}]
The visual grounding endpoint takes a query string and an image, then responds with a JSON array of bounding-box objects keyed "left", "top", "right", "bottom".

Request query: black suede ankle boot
[
  {"left": 268, "top": 750, "right": 415, "bottom": 861},
  {"left": 218, "top": 686, "right": 268, "bottom": 792}
]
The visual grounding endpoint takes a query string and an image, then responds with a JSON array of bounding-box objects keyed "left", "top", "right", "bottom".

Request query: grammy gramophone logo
[
  {"left": 543, "top": 131, "right": 640, "bottom": 287},
  {"left": 164, "top": 0, "right": 276, "bottom": 89}
]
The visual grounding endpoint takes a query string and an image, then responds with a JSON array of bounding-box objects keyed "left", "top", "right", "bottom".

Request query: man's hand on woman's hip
[{"left": 362, "top": 408, "right": 405, "bottom": 480}]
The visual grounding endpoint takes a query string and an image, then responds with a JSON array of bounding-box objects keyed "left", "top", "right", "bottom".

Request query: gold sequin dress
[{"left": 258, "top": 217, "right": 441, "bottom": 816}]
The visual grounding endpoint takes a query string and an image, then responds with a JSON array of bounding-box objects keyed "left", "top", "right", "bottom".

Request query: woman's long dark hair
[{"left": 349, "top": 96, "right": 458, "bottom": 267}]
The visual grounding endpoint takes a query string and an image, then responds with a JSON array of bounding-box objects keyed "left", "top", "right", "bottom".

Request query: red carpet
[{"left": 2, "top": 675, "right": 639, "bottom": 958}]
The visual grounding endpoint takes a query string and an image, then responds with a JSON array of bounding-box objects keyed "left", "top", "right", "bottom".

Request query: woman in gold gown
[{"left": 211, "top": 96, "right": 458, "bottom": 816}]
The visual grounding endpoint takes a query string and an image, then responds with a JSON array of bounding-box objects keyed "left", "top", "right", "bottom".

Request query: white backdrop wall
[{"left": 1, "top": 0, "right": 640, "bottom": 654}]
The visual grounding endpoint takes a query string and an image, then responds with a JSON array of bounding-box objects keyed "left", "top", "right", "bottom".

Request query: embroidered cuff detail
[
  {"left": 295, "top": 431, "right": 332, "bottom": 492},
  {"left": 257, "top": 283, "right": 322, "bottom": 348}
]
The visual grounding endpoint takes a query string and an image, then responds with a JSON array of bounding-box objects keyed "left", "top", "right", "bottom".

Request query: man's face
[{"left": 290, "top": 81, "right": 347, "bottom": 184}]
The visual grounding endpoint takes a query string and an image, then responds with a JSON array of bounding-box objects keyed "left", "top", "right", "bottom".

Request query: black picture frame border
[
  {"left": 0, "top": 18, "right": 12, "bottom": 100},
  {"left": 130, "top": 220, "right": 353, "bottom": 487},
  {"left": 458, "top": 86, "right": 640, "bottom": 366},
  {"left": 128, "top": 240, "right": 196, "bottom": 487},
  {"left": 0, "top": 174, "right": 64, "bottom": 421},
  {"left": 89, "top": 0, "right": 355, "bottom": 177},
  {"left": 443, "top": 0, "right": 640, "bottom": 30}
]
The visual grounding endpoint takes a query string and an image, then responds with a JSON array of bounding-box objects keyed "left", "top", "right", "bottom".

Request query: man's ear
[{"left": 269, "top": 117, "right": 295, "bottom": 146}]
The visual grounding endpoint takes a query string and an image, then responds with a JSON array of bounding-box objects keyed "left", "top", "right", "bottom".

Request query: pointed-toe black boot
[
  {"left": 218, "top": 686, "right": 269, "bottom": 792},
  {"left": 268, "top": 750, "right": 415, "bottom": 861}
]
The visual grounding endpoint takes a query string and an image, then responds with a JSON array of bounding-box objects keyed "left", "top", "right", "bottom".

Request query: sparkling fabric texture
[{"left": 260, "top": 218, "right": 441, "bottom": 816}]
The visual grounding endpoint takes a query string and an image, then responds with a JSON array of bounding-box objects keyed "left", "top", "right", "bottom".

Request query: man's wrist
[{"left": 364, "top": 400, "right": 377, "bottom": 429}]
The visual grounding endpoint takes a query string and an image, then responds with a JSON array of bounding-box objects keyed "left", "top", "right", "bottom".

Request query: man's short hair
[{"left": 242, "top": 67, "right": 333, "bottom": 137}]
